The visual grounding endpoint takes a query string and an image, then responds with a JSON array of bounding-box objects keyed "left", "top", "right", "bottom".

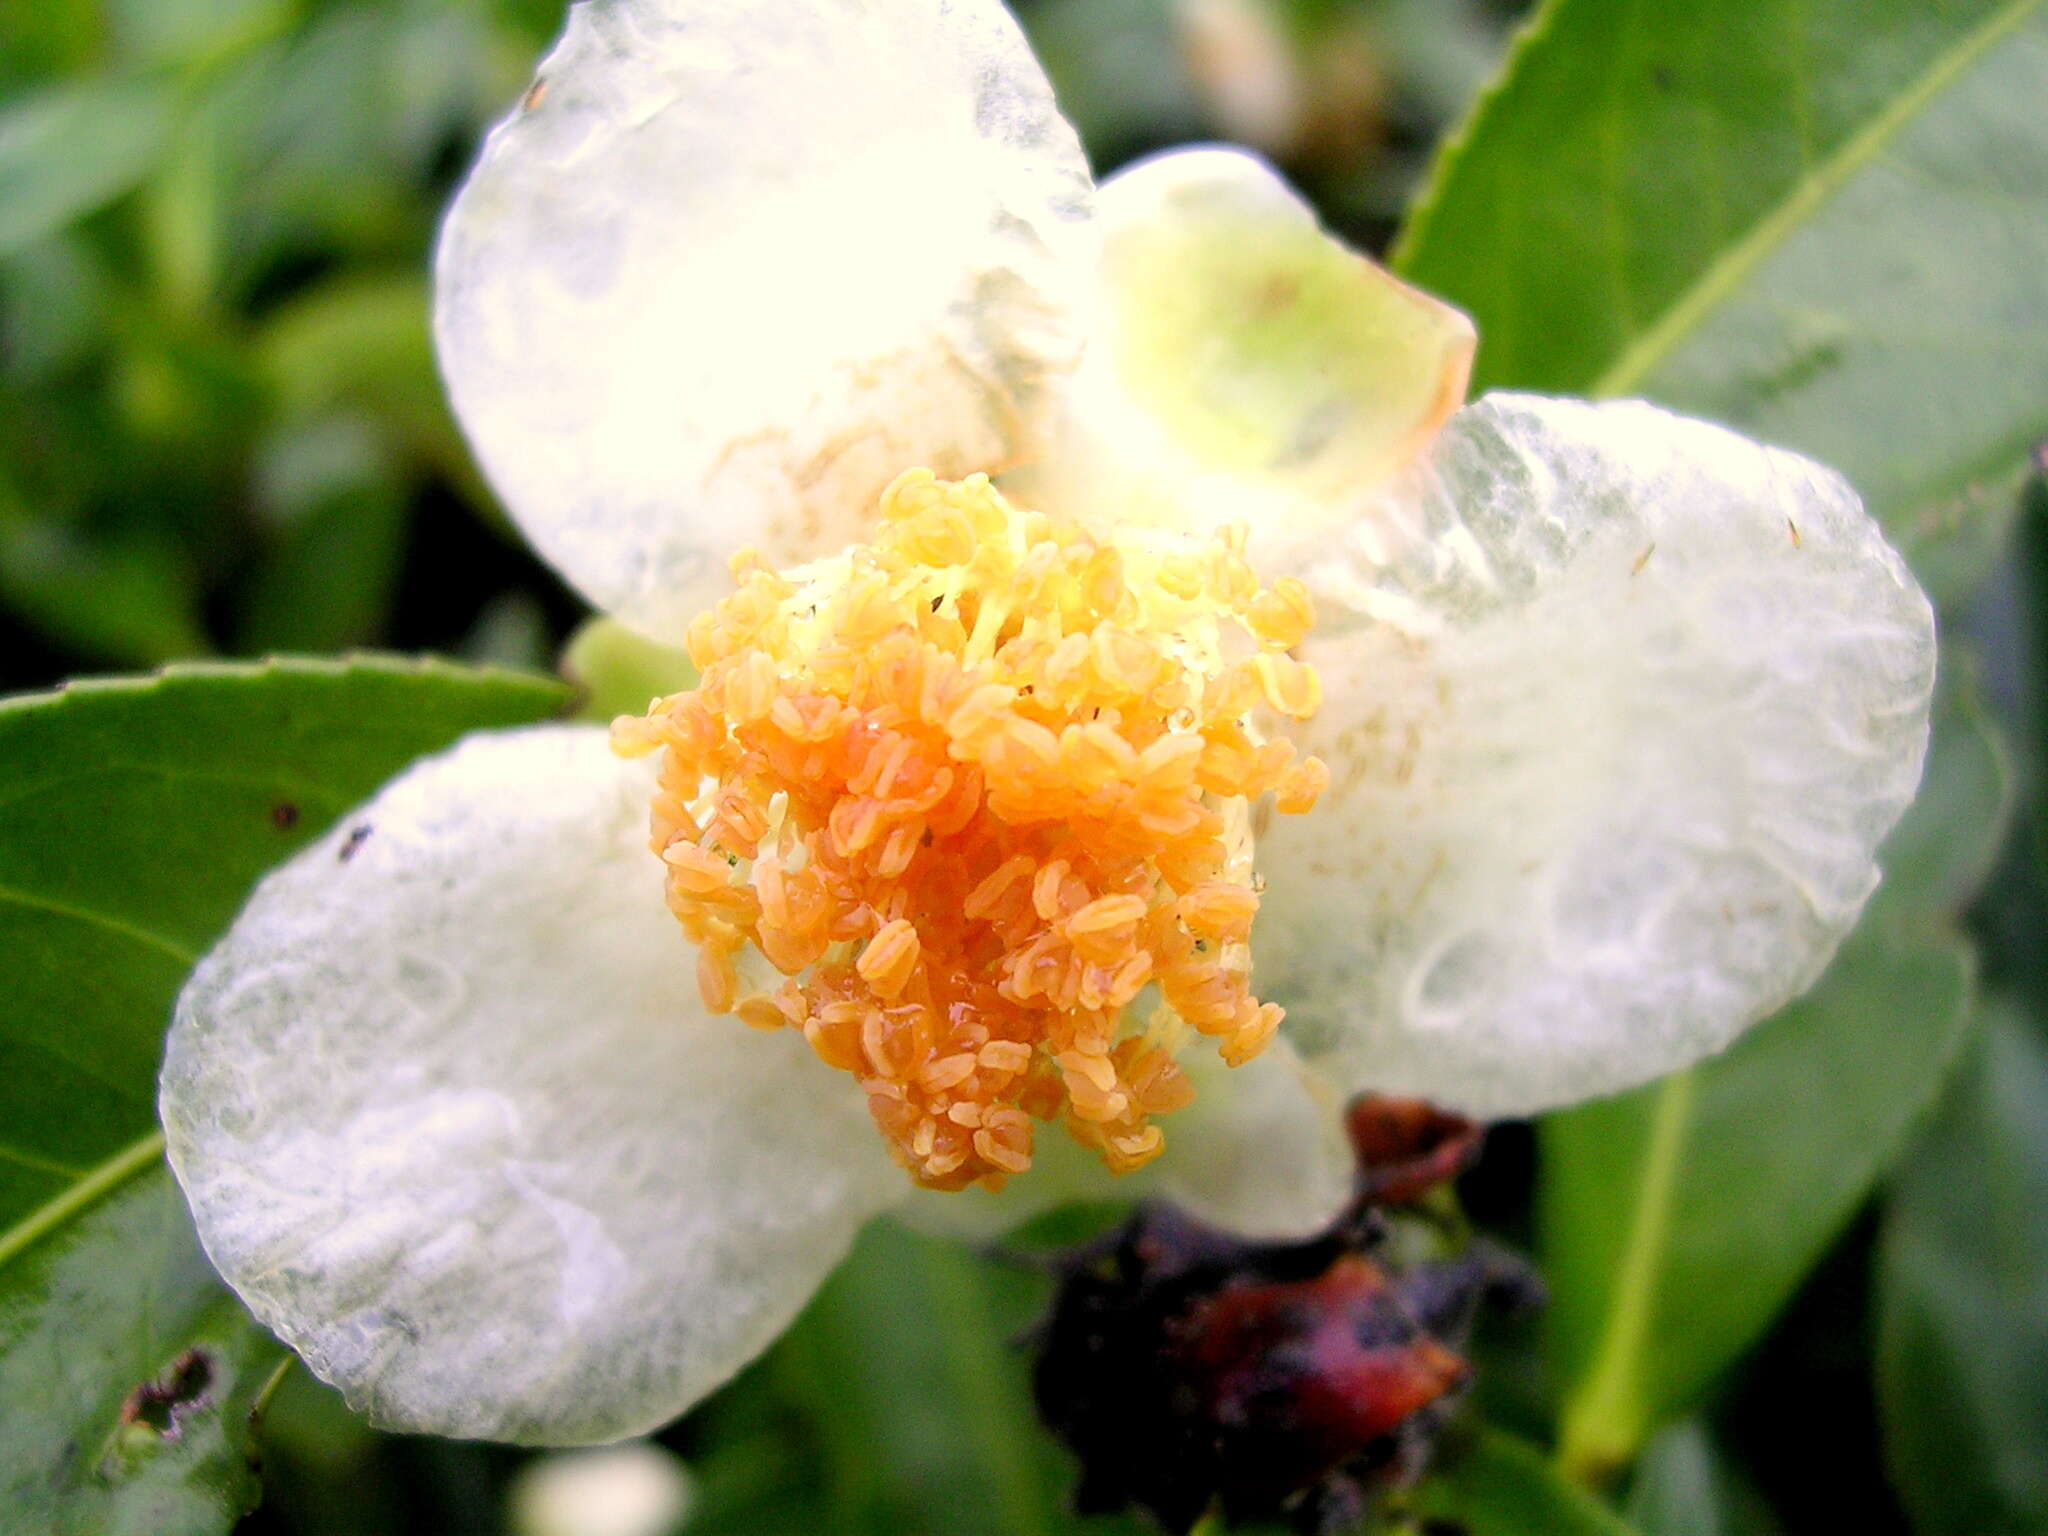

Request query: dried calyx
[{"left": 615, "top": 471, "right": 1326, "bottom": 1190}]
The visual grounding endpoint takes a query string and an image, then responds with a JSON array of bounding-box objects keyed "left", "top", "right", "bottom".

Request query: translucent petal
[
  {"left": 900, "top": 1035, "right": 1353, "bottom": 1241},
  {"left": 1142, "top": 1034, "right": 1355, "bottom": 1237},
  {"left": 1255, "top": 394, "right": 1935, "bottom": 1117},
  {"left": 435, "top": 0, "right": 1094, "bottom": 639},
  {"left": 1018, "top": 145, "right": 1473, "bottom": 564},
  {"left": 161, "top": 727, "right": 902, "bottom": 1444}
]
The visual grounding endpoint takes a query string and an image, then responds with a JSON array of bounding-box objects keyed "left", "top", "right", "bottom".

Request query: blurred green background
[{"left": 4, "top": 1, "right": 2046, "bottom": 1534}]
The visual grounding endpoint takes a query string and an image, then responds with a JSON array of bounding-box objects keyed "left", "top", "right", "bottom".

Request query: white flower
[{"left": 159, "top": 0, "right": 1934, "bottom": 1448}]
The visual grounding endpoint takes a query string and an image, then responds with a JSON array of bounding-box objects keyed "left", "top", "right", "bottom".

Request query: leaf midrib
[
  {"left": 1558, "top": 1071, "right": 1695, "bottom": 1479},
  {"left": 1589, "top": 0, "right": 2045, "bottom": 399},
  {"left": 0, "top": 1132, "right": 165, "bottom": 1272}
]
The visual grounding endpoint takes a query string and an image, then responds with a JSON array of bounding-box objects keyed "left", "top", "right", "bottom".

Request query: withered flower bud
[{"left": 1026, "top": 1096, "right": 1540, "bottom": 1534}]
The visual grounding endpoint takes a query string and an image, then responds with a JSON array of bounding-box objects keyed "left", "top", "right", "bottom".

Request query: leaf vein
[
  {"left": 0, "top": 882, "right": 199, "bottom": 967},
  {"left": 1591, "top": 0, "right": 2045, "bottom": 397},
  {"left": 0, "top": 1131, "right": 165, "bottom": 1272}
]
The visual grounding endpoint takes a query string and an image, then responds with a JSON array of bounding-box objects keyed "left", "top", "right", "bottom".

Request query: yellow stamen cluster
[{"left": 613, "top": 471, "right": 1327, "bottom": 1191}]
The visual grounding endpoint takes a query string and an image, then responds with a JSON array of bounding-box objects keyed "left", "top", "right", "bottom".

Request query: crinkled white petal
[
  {"left": 161, "top": 727, "right": 903, "bottom": 1444},
  {"left": 435, "top": 0, "right": 1095, "bottom": 638},
  {"left": 1016, "top": 145, "right": 1472, "bottom": 568},
  {"left": 1256, "top": 394, "right": 1935, "bottom": 1117},
  {"left": 901, "top": 1034, "right": 1353, "bottom": 1242}
]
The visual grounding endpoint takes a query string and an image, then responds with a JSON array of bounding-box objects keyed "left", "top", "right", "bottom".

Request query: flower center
[{"left": 613, "top": 471, "right": 1326, "bottom": 1191}]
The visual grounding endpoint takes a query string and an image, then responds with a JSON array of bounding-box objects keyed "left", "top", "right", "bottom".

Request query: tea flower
[{"left": 159, "top": 0, "right": 1934, "bottom": 1447}]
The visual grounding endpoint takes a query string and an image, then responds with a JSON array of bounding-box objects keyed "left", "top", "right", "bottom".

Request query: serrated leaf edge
[{"left": 0, "top": 651, "right": 569, "bottom": 725}]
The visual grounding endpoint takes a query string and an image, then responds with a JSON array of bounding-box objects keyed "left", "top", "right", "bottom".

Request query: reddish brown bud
[
  {"left": 1345, "top": 1095, "right": 1483, "bottom": 1205},
  {"left": 1024, "top": 1097, "right": 1539, "bottom": 1534}
]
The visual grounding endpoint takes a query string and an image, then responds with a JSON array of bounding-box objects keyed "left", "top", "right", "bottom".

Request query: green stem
[{"left": 1557, "top": 1071, "right": 1696, "bottom": 1483}]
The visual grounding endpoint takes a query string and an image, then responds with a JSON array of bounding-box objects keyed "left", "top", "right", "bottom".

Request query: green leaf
[
  {"left": 1395, "top": 0, "right": 2048, "bottom": 602},
  {"left": 1413, "top": 1425, "right": 1641, "bottom": 1536},
  {"left": 252, "top": 271, "right": 480, "bottom": 500},
  {"left": 0, "top": 657, "right": 567, "bottom": 1532},
  {"left": 763, "top": 1219, "right": 1086, "bottom": 1536},
  {"left": 0, "top": 233, "right": 114, "bottom": 382},
  {"left": 1876, "top": 1004, "right": 2048, "bottom": 1536},
  {"left": 1622, "top": 1421, "right": 1785, "bottom": 1536},
  {"left": 106, "top": 0, "right": 291, "bottom": 70},
  {"left": 1019, "top": 0, "right": 1206, "bottom": 168},
  {"left": 255, "top": 272, "right": 437, "bottom": 427},
  {"left": 0, "top": 1164, "right": 282, "bottom": 1536},
  {"left": 0, "top": 78, "right": 176, "bottom": 257},
  {"left": 561, "top": 617, "right": 696, "bottom": 725},
  {"left": 1874, "top": 655, "right": 2018, "bottom": 921},
  {"left": 238, "top": 423, "right": 410, "bottom": 655},
  {"left": 1540, "top": 670, "right": 2010, "bottom": 1481},
  {"left": 0, "top": 514, "right": 210, "bottom": 668},
  {"left": 1545, "top": 930, "right": 1973, "bottom": 1484}
]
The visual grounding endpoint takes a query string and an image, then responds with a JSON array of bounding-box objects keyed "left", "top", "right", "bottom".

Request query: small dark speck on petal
[{"left": 339, "top": 825, "right": 374, "bottom": 863}]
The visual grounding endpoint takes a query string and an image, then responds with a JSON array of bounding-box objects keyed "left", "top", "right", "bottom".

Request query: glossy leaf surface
[
  {"left": 1397, "top": 0, "right": 2048, "bottom": 599},
  {"left": 1877, "top": 1006, "right": 2048, "bottom": 1536}
]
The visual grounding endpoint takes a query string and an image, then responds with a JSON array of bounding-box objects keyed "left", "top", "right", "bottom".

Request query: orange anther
[
  {"left": 857, "top": 918, "right": 921, "bottom": 999},
  {"left": 616, "top": 471, "right": 1320, "bottom": 1192}
]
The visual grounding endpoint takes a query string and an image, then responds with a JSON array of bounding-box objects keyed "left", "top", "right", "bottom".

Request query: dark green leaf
[
  {"left": 1019, "top": 0, "right": 1206, "bottom": 169},
  {"left": 1623, "top": 1421, "right": 1785, "bottom": 1536},
  {"left": 0, "top": 657, "right": 568, "bottom": 1532},
  {"left": 1543, "top": 928, "right": 1973, "bottom": 1483},
  {"left": 238, "top": 424, "right": 410, "bottom": 655},
  {"left": 0, "top": 513, "right": 210, "bottom": 667},
  {"left": 1876, "top": 1005, "right": 2048, "bottom": 1536},
  {"left": 255, "top": 273, "right": 438, "bottom": 428},
  {"left": 764, "top": 1218, "right": 1088, "bottom": 1536},
  {"left": 0, "top": 234, "right": 113, "bottom": 382},
  {"left": 1412, "top": 1425, "right": 1640, "bottom": 1536},
  {"left": 1875, "top": 655, "right": 2018, "bottom": 920},
  {"left": 253, "top": 272, "right": 479, "bottom": 499},
  {"left": 1395, "top": 0, "right": 2048, "bottom": 602},
  {"left": 202, "top": 6, "right": 505, "bottom": 292},
  {"left": 1539, "top": 669, "right": 2008, "bottom": 1479},
  {"left": 1621, "top": 1422, "right": 1720, "bottom": 1536}
]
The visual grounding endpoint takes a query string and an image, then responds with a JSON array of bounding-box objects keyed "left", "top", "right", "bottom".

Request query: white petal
[
  {"left": 435, "top": 0, "right": 1094, "bottom": 638},
  {"left": 1017, "top": 145, "right": 1472, "bottom": 564},
  {"left": 161, "top": 727, "right": 902, "bottom": 1444},
  {"left": 1142, "top": 1035, "right": 1355, "bottom": 1237},
  {"left": 1255, "top": 395, "right": 1935, "bottom": 1117},
  {"left": 900, "top": 1035, "right": 1353, "bottom": 1241}
]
